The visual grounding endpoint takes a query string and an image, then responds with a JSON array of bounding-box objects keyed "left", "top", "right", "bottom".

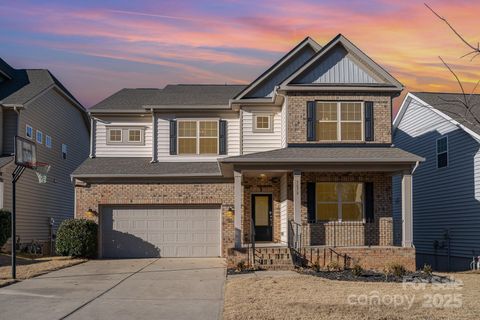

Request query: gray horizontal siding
[
  {"left": 393, "top": 97, "right": 480, "bottom": 262},
  {"left": 2, "top": 88, "right": 89, "bottom": 243}
]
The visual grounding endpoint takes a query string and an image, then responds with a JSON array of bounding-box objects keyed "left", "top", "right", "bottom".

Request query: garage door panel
[{"left": 102, "top": 206, "right": 221, "bottom": 258}]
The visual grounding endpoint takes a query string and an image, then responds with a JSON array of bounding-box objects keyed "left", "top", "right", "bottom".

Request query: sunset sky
[{"left": 1, "top": 0, "right": 479, "bottom": 112}]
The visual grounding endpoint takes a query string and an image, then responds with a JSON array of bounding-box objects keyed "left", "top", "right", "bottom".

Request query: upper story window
[
  {"left": 316, "top": 102, "right": 363, "bottom": 141},
  {"left": 253, "top": 113, "right": 273, "bottom": 133},
  {"left": 178, "top": 120, "right": 218, "bottom": 155},
  {"left": 436, "top": 136, "right": 448, "bottom": 168},
  {"left": 45, "top": 135, "right": 52, "bottom": 148},
  {"left": 107, "top": 127, "right": 145, "bottom": 145},
  {"left": 26, "top": 125, "right": 33, "bottom": 139},
  {"left": 316, "top": 182, "right": 364, "bottom": 222},
  {"left": 62, "top": 144, "right": 67, "bottom": 160},
  {"left": 36, "top": 130, "right": 43, "bottom": 144}
]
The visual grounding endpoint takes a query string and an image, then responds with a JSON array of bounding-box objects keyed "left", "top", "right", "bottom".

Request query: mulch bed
[{"left": 297, "top": 268, "right": 455, "bottom": 283}]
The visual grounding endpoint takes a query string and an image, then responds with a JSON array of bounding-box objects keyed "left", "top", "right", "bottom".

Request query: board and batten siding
[
  {"left": 393, "top": 97, "right": 480, "bottom": 268},
  {"left": 94, "top": 116, "right": 153, "bottom": 157},
  {"left": 2, "top": 109, "right": 17, "bottom": 155},
  {"left": 280, "top": 173, "right": 288, "bottom": 243},
  {"left": 242, "top": 107, "right": 282, "bottom": 154},
  {"left": 2, "top": 88, "right": 89, "bottom": 243},
  {"left": 156, "top": 114, "right": 240, "bottom": 161},
  {"left": 280, "top": 99, "right": 288, "bottom": 148}
]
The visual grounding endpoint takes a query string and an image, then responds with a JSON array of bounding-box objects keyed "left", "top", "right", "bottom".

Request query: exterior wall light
[
  {"left": 225, "top": 207, "right": 234, "bottom": 218},
  {"left": 85, "top": 208, "right": 97, "bottom": 218}
]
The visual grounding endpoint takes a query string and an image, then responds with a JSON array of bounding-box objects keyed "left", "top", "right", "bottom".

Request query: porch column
[
  {"left": 401, "top": 171, "right": 413, "bottom": 247},
  {"left": 293, "top": 171, "right": 302, "bottom": 224},
  {"left": 234, "top": 170, "right": 242, "bottom": 248}
]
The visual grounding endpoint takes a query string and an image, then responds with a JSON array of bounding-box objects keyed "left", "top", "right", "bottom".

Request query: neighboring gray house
[
  {"left": 393, "top": 92, "right": 480, "bottom": 271},
  {"left": 0, "top": 58, "right": 90, "bottom": 254}
]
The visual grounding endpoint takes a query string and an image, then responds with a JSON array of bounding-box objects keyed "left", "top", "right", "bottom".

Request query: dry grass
[
  {"left": 224, "top": 272, "right": 480, "bottom": 320},
  {"left": 0, "top": 255, "right": 86, "bottom": 287}
]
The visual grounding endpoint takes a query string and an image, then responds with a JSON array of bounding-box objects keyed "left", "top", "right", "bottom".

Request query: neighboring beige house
[
  {"left": 0, "top": 58, "right": 90, "bottom": 253},
  {"left": 73, "top": 35, "right": 422, "bottom": 270}
]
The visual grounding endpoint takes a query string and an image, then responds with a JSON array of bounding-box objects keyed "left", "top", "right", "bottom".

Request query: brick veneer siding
[
  {"left": 242, "top": 176, "right": 281, "bottom": 244},
  {"left": 298, "top": 172, "right": 393, "bottom": 246},
  {"left": 287, "top": 92, "right": 392, "bottom": 144},
  {"left": 75, "top": 181, "right": 235, "bottom": 257}
]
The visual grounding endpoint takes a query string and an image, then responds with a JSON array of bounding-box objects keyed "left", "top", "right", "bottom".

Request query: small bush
[
  {"left": 422, "top": 264, "right": 433, "bottom": 276},
  {"left": 384, "top": 263, "right": 407, "bottom": 278},
  {"left": 311, "top": 261, "right": 321, "bottom": 272},
  {"left": 0, "top": 210, "right": 12, "bottom": 248},
  {"left": 56, "top": 219, "right": 98, "bottom": 258},
  {"left": 236, "top": 260, "right": 247, "bottom": 272},
  {"left": 352, "top": 264, "right": 363, "bottom": 277},
  {"left": 327, "top": 260, "right": 342, "bottom": 272}
]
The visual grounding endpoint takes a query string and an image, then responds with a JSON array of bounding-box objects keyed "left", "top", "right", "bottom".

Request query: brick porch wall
[
  {"left": 75, "top": 181, "right": 235, "bottom": 257},
  {"left": 287, "top": 92, "right": 392, "bottom": 144}
]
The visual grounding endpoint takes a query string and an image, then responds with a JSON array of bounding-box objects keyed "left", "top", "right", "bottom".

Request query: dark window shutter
[
  {"left": 365, "top": 182, "right": 374, "bottom": 222},
  {"left": 364, "top": 101, "right": 374, "bottom": 141},
  {"left": 169, "top": 120, "right": 177, "bottom": 155},
  {"left": 306, "top": 101, "right": 316, "bottom": 141},
  {"left": 307, "top": 182, "right": 316, "bottom": 222},
  {"left": 219, "top": 120, "right": 227, "bottom": 155}
]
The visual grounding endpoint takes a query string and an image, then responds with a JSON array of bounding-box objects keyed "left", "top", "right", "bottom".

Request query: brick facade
[
  {"left": 75, "top": 181, "right": 235, "bottom": 257},
  {"left": 287, "top": 92, "right": 392, "bottom": 144}
]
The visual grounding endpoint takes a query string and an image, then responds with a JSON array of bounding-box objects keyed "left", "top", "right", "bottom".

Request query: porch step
[{"left": 252, "top": 247, "right": 294, "bottom": 270}]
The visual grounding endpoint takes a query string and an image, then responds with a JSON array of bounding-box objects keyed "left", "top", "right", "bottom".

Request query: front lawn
[{"left": 224, "top": 271, "right": 479, "bottom": 320}]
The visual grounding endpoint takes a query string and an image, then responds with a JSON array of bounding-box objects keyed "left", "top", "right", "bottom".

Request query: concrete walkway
[{"left": 0, "top": 258, "right": 226, "bottom": 320}]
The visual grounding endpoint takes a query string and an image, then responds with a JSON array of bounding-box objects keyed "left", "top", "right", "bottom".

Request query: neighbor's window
[
  {"left": 178, "top": 120, "right": 218, "bottom": 155},
  {"left": 36, "top": 130, "right": 43, "bottom": 144},
  {"left": 128, "top": 129, "right": 142, "bottom": 143},
  {"left": 108, "top": 128, "right": 122, "bottom": 143},
  {"left": 46, "top": 135, "right": 52, "bottom": 148},
  {"left": 437, "top": 136, "right": 448, "bottom": 168},
  {"left": 253, "top": 113, "right": 273, "bottom": 132},
  {"left": 62, "top": 144, "right": 67, "bottom": 160},
  {"left": 26, "top": 125, "right": 33, "bottom": 139},
  {"left": 315, "top": 182, "right": 363, "bottom": 221},
  {"left": 316, "top": 102, "right": 363, "bottom": 141}
]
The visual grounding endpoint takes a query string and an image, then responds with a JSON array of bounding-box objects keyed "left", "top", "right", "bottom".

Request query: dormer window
[
  {"left": 107, "top": 127, "right": 145, "bottom": 145},
  {"left": 253, "top": 113, "right": 273, "bottom": 133},
  {"left": 178, "top": 120, "right": 218, "bottom": 155},
  {"left": 108, "top": 129, "right": 122, "bottom": 143}
]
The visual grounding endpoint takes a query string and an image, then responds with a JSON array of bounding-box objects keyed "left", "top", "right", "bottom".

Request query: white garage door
[{"left": 101, "top": 206, "right": 221, "bottom": 258}]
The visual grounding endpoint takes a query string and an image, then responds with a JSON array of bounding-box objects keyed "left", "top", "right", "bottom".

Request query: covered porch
[{"left": 220, "top": 147, "right": 423, "bottom": 252}]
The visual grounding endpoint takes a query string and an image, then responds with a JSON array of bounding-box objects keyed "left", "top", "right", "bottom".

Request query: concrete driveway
[{"left": 0, "top": 258, "right": 226, "bottom": 320}]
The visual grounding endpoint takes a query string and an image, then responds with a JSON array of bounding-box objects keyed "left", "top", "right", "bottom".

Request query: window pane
[
  {"left": 317, "top": 122, "right": 337, "bottom": 140},
  {"left": 317, "top": 103, "right": 337, "bottom": 121},
  {"left": 256, "top": 116, "right": 270, "bottom": 129},
  {"left": 342, "top": 203, "right": 363, "bottom": 221},
  {"left": 437, "top": 153, "right": 448, "bottom": 168},
  {"left": 178, "top": 138, "right": 196, "bottom": 154},
  {"left": 199, "top": 138, "right": 218, "bottom": 154},
  {"left": 129, "top": 130, "right": 141, "bottom": 142},
  {"left": 437, "top": 137, "right": 447, "bottom": 153},
  {"left": 341, "top": 183, "right": 363, "bottom": 202},
  {"left": 109, "top": 129, "right": 122, "bottom": 142},
  {"left": 316, "top": 203, "right": 338, "bottom": 221},
  {"left": 340, "top": 102, "right": 361, "bottom": 121},
  {"left": 316, "top": 183, "right": 338, "bottom": 201},
  {"left": 341, "top": 122, "right": 362, "bottom": 140},
  {"left": 199, "top": 121, "right": 218, "bottom": 137},
  {"left": 179, "top": 121, "right": 196, "bottom": 137},
  {"left": 254, "top": 196, "right": 270, "bottom": 226}
]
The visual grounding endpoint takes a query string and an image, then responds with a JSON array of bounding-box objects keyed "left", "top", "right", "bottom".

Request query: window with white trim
[
  {"left": 316, "top": 102, "right": 363, "bottom": 141},
  {"left": 26, "top": 125, "right": 33, "bottom": 139},
  {"left": 107, "top": 127, "right": 144, "bottom": 144},
  {"left": 62, "top": 144, "right": 67, "bottom": 160},
  {"left": 315, "top": 182, "right": 364, "bottom": 221},
  {"left": 178, "top": 120, "right": 218, "bottom": 155},
  {"left": 128, "top": 129, "right": 142, "bottom": 143},
  {"left": 437, "top": 136, "right": 448, "bottom": 168},
  {"left": 36, "top": 130, "right": 43, "bottom": 144},
  {"left": 253, "top": 113, "right": 273, "bottom": 132},
  {"left": 108, "top": 128, "right": 122, "bottom": 143},
  {"left": 46, "top": 135, "right": 52, "bottom": 148}
]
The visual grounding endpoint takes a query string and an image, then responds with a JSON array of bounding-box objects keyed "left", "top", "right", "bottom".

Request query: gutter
[{"left": 71, "top": 172, "right": 223, "bottom": 179}]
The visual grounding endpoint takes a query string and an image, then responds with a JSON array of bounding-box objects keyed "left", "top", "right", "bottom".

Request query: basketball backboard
[{"left": 14, "top": 136, "right": 37, "bottom": 168}]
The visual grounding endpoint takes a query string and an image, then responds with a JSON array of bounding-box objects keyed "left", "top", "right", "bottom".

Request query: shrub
[
  {"left": 327, "top": 260, "right": 342, "bottom": 271},
  {"left": 352, "top": 264, "right": 364, "bottom": 277},
  {"left": 56, "top": 219, "right": 98, "bottom": 258},
  {"left": 236, "top": 260, "right": 247, "bottom": 272},
  {"left": 384, "top": 263, "right": 407, "bottom": 278},
  {"left": 422, "top": 264, "right": 433, "bottom": 276},
  {"left": 311, "top": 261, "right": 321, "bottom": 272},
  {"left": 0, "top": 210, "right": 11, "bottom": 248}
]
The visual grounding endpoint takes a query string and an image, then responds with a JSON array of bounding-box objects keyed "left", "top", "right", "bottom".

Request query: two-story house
[
  {"left": 73, "top": 35, "right": 422, "bottom": 270},
  {"left": 393, "top": 92, "right": 480, "bottom": 271},
  {"left": 0, "top": 58, "right": 90, "bottom": 254}
]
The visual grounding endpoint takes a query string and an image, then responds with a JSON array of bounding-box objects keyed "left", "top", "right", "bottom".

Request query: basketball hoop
[{"left": 30, "top": 162, "right": 51, "bottom": 184}]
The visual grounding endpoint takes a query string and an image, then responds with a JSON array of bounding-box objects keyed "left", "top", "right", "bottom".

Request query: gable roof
[
  {"left": 90, "top": 84, "right": 246, "bottom": 112},
  {"left": 233, "top": 37, "right": 322, "bottom": 100},
  {"left": 394, "top": 92, "right": 480, "bottom": 141},
  {"left": 279, "top": 34, "right": 403, "bottom": 92}
]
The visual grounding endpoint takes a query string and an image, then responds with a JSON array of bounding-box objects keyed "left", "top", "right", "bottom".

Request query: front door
[{"left": 252, "top": 194, "right": 273, "bottom": 242}]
